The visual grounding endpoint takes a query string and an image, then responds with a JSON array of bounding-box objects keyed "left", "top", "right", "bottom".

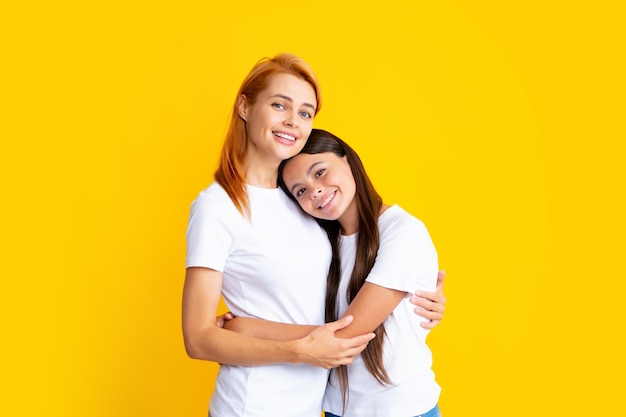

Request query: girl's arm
[
  {"left": 224, "top": 270, "right": 447, "bottom": 339},
  {"left": 182, "top": 267, "right": 374, "bottom": 368},
  {"left": 334, "top": 216, "right": 441, "bottom": 339},
  {"left": 333, "top": 282, "right": 406, "bottom": 339},
  {"left": 226, "top": 282, "right": 406, "bottom": 342}
]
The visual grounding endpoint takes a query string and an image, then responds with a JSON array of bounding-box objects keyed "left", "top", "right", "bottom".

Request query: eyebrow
[
  {"left": 289, "top": 161, "right": 323, "bottom": 195},
  {"left": 270, "top": 94, "right": 316, "bottom": 111}
]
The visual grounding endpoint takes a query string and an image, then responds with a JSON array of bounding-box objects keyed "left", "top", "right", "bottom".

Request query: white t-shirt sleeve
[
  {"left": 366, "top": 211, "right": 438, "bottom": 295},
  {"left": 185, "top": 191, "right": 234, "bottom": 271}
]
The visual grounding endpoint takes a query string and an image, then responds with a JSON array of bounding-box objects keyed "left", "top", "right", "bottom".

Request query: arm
[
  {"left": 182, "top": 267, "right": 374, "bottom": 368},
  {"left": 226, "top": 269, "right": 446, "bottom": 342},
  {"left": 333, "top": 282, "right": 406, "bottom": 339},
  {"left": 318, "top": 271, "right": 445, "bottom": 339},
  {"left": 223, "top": 317, "right": 316, "bottom": 341},
  {"left": 225, "top": 272, "right": 447, "bottom": 338},
  {"left": 410, "top": 270, "right": 447, "bottom": 329},
  {"left": 226, "top": 283, "right": 404, "bottom": 342},
  {"left": 333, "top": 213, "right": 440, "bottom": 339}
]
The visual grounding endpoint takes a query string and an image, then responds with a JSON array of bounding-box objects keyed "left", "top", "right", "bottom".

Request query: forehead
[
  {"left": 283, "top": 152, "right": 339, "bottom": 179},
  {"left": 282, "top": 153, "right": 314, "bottom": 181},
  {"left": 261, "top": 73, "right": 317, "bottom": 104}
]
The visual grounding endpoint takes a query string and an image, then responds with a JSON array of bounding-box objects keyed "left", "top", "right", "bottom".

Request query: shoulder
[
  {"left": 377, "top": 205, "right": 435, "bottom": 257},
  {"left": 191, "top": 183, "right": 233, "bottom": 210},
  {"left": 379, "top": 205, "right": 429, "bottom": 237},
  {"left": 189, "top": 182, "right": 242, "bottom": 223},
  {"left": 193, "top": 182, "right": 229, "bottom": 203}
]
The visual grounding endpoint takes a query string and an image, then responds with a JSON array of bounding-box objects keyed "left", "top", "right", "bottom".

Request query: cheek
[
  {"left": 297, "top": 124, "right": 313, "bottom": 143},
  {"left": 337, "top": 173, "right": 356, "bottom": 199},
  {"left": 327, "top": 172, "right": 345, "bottom": 187},
  {"left": 293, "top": 140, "right": 307, "bottom": 155},
  {"left": 299, "top": 200, "right": 316, "bottom": 217}
]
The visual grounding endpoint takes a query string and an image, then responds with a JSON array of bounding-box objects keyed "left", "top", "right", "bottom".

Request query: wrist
[{"left": 282, "top": 338, "right": 309, "bottom": 365}]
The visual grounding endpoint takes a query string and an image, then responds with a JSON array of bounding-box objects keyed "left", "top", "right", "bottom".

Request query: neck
[
  {"left": 244, "top": 160, "right": 280, "bottom": 189},
  {"left": 246, "top": 172, "right": 278, "bottom": 188},
  {"left": 339, "top": 203, "right": 390, "bottom": 236}
]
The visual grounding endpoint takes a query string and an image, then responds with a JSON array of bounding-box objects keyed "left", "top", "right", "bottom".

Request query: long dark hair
[{"left": 278, "top": 128, "right": 391, "bottom": 407}]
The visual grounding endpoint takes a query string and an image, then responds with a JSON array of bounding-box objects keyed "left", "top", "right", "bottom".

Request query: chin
[
  {"left": 317, "top": 212, "right": 336, "bottom": 222},
  {"left": 279, "top": 150, "right": 300, "bottom": 161}
]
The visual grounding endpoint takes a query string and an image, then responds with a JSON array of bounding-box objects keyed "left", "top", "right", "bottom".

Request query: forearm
[
  {"left": 184, "top": 324, "right": 307, "bottom": 366},
  {"left": 186, "top": 317, "right": 374, "bottom": 369},
  {"left": 224, "top": 317, "right": 316, "bottom": 341},
  {"left": 334, "top": 282, "right": 405, "bottom": 339}
]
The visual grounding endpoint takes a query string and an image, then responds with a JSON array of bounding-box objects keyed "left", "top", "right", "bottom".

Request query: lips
[
  {"left": 273, "top": 131, "right": 296, "bottom": 142},
  {"left": 318, "top": 190, "right": 336, "bottom": 209}
]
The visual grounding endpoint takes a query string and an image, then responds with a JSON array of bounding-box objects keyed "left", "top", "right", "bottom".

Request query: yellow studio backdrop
[{"left": 1, "top": 1, "right": 624, "bottom": 416}]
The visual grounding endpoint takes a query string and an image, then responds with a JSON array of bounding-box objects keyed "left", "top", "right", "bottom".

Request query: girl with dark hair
[{"left": 278, "top": 128, "right": 443, "bottom": 416}]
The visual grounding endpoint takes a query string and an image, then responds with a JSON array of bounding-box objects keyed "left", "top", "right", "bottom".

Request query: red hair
[{"left": 214, "top": 53, "right": 321, "bottom": 217}]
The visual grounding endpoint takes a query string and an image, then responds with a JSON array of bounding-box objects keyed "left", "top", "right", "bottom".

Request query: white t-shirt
[
  {"left": 322, "top": 205, "right": 441, "bottom": 417},
  {"left": 186, "top": 182, "right": 332, "bottom": 417}
]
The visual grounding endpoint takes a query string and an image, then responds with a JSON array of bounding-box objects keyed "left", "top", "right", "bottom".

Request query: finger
[
  {"left": 343, "top": 333, "right": 375, "bottom": 349},
  {"left": 436, "top": 270, "right": 446, "bottom": 292},
  {"left": 414, "top": 307, "right": 443, "bottom": 320},
  {"left": 412, "top": 290, "right": 443, "bottom": 303},
  {"left": 340, "top": 343, "right": 371, "bottom": 359},
  {"left": 420, "top": 319, "right": 440, "bottom": 330},
  {"left": 412, "top": 304, "right": 443, "bottom": 319},
  {"left": 331, "top": 355, "right": 357, "bottom": 367},
  {"left": 411, "top": 296, "right": 444, "bottom": 313},
  {"left": 324, "top": 315, "right": 354, "bottom": 332}
]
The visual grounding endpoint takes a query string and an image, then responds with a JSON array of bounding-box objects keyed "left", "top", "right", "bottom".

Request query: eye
[
  {"left": 295, "top": 187, "right": 306, "bottom": 198},
  {"left": 314, "top": 168, "right": 325, "bottom": 178},
  {"left": 272, "top": 103, "right": 285, "bottom": 110},
  {"left": 299, "top": 111, "right": 312, "bottom": 119}
]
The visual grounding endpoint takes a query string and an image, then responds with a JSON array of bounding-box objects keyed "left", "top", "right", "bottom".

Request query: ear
[{"left": 237, "top": 94, "right": 248, "bottom": 122}]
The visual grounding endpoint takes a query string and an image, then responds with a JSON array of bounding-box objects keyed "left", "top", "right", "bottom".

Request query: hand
[
  {"left": 410, "top": 270, "right": 446, "bottom": 329},
  {"left": 295, "top": 316, "right": 375, "bottom": 369},
  {"left": 215, "top": 311, "right": 235, "bottom": 328}
]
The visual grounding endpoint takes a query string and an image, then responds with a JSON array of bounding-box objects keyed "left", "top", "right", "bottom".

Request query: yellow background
[{"left": 1, "top": 1, "right": 624, "bottom": 416}]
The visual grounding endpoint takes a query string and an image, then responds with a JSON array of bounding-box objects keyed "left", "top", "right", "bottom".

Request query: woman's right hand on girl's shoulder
[{"left": 291, "top": 315, "right": 375, "bottom": 369}]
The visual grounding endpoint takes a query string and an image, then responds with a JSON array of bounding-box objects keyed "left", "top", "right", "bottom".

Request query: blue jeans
[{"left": 325, "top": 403, "right": 441, "bottom": 417}]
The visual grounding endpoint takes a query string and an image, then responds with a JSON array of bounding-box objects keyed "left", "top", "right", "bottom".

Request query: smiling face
[
  {"left": 281, "top": 151, "right": 359, "bottom": 234},
  {"left": 239, "top": 73, "right": 317, "bottom": 167}
]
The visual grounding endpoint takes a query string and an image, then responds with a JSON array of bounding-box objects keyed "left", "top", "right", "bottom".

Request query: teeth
[
  {"left": 274, "top": 132, "right": 295, "bottom": 141},
  {"left": 319, "top": 192, "right": 334, "bottom": 209}
]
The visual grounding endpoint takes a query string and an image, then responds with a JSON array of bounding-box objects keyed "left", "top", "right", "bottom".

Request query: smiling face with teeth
[
  {"left": 238, "top": 73, "right": 317, "bottom": 173},
  {"left": 281, "top": 151, "right": 359, "bottom": 234}
]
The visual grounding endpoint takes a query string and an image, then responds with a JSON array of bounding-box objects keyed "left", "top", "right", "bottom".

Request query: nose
[
  {"left": 310, "top": 187, "right": 322, "bottom": 199},
  {"left": 284, "top": 110, "right": 299, "bottom": 127}
]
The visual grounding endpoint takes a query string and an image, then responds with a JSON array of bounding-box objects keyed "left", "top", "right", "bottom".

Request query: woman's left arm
[{"left": 410, "top": 270, "right": 446, "bottom": 329}]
